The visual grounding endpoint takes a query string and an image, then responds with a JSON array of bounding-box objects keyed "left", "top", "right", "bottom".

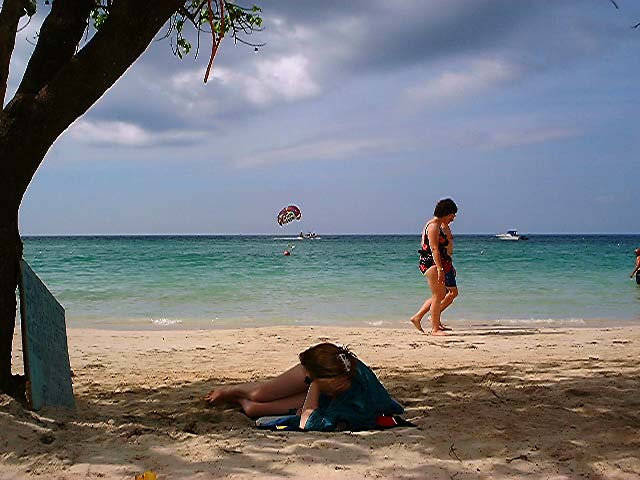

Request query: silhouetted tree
[{"left": 0, "top": 0, "right": 261, "bottom": 396}]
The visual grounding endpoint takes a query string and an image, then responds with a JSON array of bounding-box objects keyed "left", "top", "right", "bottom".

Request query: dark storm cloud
[
  {"left": 10, "top": 0, "right": 637, "bottom": 142},
  {"left": 259, "top": 0, "right": 540, "bottom": 71},
  {"left": 83, "top": 0, "right": 637, "bottom": 139}
]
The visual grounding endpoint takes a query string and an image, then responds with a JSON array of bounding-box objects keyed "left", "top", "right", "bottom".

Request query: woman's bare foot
[
  {"left": 410, "top": 316, "right": 425, "bottom": 333},
  {"left": 204, "top": 386, "right": 237, "bottom": 404},
  {"left": 430, "top": 322, "right": 448, "bottom": 335}
]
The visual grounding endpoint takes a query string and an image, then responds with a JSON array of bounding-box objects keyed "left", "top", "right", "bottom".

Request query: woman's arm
[
  {"left": 421, "top": 222, "right": 428, "bottom": 245},
  {"left": 427, "top": 223, "right": 444, "bottom": 282},
  {"left": 442, "top": 223, "right": 453, "bottom": 256},
  {"left": 631, "top": 258, "right": 640, "bottom": 278},
  {"left": 299, "top": 382, "right": 321, "bottom": 429},
  {"left": 632, "top": 268, "right": 639, "bottom": 277}
]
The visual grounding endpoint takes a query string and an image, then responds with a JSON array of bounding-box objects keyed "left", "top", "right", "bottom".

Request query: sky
[{"left": 6, "top": 0, "right": 640, "bottom": 235}]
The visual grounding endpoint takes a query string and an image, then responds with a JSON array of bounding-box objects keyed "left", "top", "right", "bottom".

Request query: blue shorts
[{"left": 445, "top": 267, "right": 457, "bottom": 288}]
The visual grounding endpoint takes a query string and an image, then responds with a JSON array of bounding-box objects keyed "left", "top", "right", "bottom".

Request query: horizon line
[{"left": 20, "top": 232, "right": 640, "bottom": 237}]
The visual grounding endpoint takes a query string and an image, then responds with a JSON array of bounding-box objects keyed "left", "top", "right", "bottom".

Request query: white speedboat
[
  {"left": 298, "top": 232, "right": 320, "bottom": 239},
  {"left": 496, "top": 230, "right": 528, "bottom": 241}
]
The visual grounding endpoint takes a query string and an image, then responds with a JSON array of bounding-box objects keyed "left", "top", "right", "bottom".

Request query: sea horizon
[{"left": 20, "top": 232, "right": 640, "bottom": 237}]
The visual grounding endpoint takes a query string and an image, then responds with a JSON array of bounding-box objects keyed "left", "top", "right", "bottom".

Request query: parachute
[{"left": 277, "top": 205, "right": 302, "bottom": 226}]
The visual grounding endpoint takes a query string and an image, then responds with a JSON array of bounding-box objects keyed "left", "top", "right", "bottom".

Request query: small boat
[
  {"left": 298, "top": 232, "right": 320, "bottom": 239},
  {"left": 495, "top": 230, "right": 528, "bottom": 241}
]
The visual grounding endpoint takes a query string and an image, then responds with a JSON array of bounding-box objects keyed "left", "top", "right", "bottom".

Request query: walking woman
[
  {"left": 631, "top": 248, "right": 640, "bottom": 285},
  {"left": 410, "top": 198, "right": 458, "bottom": 335}
]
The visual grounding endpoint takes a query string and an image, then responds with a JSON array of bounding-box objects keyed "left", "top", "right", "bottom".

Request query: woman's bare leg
[
  {"left": 204, "top": 382, "right": 258, "bottom": 404},
  {"left": 204, "top": 364, "right": 308, "bottom": 404},
  {"left": 440, "top": 287, "right": 458, "bottom": 312},
  {"left": 434, "top": 287, "right": 458, "bottom": 331},
  {"left": 426, "top": 267, "right": 446, "bottom": 335},
  {"left": 238, "top": 392, "right": 308, "bottom": 417},
  {"left": 411, "top": 281, "right": 460, "bottom": 331},
  {"left": 410, "top": 295, "right": 433, "bottom": 332}
]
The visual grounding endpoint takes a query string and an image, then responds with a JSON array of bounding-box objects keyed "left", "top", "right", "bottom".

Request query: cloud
[
  {"left": 158, "top": 53, "right": 321, "bottom": 123},
  {"left": 594, "top": 194, "right": 617, "bottom": 205},
  {"left": 170, "top": 69, "right": 205, "bottom": 90},
  {"left": 235, "top": 135, "right": 396, "bottom": 168},
  {"left": 474, "top": 127, "right": 580, "bottom": 151},
  {"left": 260, "top": 1, "right": 538, "bottom": 74},
  {"left": 208, "top": 54, "right": 321, "bottom": 107},
  {"left": 406, "top": 58, "right": 521, "bottom": 106},
  {"left": 43, "top": 0, "right": 634, "bottom": 141},
  {"left": 68, "top": 120, "right": 207, "bottom": 147}
]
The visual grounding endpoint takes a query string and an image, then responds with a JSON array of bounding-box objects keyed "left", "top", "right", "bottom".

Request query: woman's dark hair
[
  {"left": 635, "top": 248, "right": 640, "bottom": 256},
  {"left": 299, "top": 343, "right": 357, "bottom": 380},
  {"left": 434, "top": 198, "right": 458, "bottom": 218}
]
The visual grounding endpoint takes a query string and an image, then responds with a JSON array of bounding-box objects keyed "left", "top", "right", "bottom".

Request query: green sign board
[{"left": 19, "top": 259, "right": 75, "bottom": 410}]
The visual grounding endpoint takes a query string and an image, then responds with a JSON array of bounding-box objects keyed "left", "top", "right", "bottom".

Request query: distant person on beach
[
  {"left": 631, "top": 248, "right": 640, "bottom": 285},
  {"left": 410, "top": 198, "right": 458, "bottom": 335},
  {"left": 204, "top": 342, "right": 403, "bottom": 431}
]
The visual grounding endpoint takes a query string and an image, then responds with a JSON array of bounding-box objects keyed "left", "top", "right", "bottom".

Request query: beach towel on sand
[{"left": 256, "top": 413, "right": 415, "bottom": 431}]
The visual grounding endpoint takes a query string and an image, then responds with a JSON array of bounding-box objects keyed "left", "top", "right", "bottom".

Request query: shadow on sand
[{"left": 1, "top": 354, "right": 639, "bottom": 478}]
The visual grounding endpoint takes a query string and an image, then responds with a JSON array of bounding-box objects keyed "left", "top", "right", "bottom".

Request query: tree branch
[
  {"left": 2, "top": 0, "right": 182, "bottom": 196},
  {"left": 16, "top": 0, "right": 95, "bottom": 97},
  {"left": 0, "top": 0, "right": 29, "bottom": 106},
  {"left": 204, "top": 0, "right": 224, "bottom": 83}
]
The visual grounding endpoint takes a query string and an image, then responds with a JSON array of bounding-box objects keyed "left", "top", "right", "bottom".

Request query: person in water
[
  {"left": 410, "top": 198, "right": 458, "bottom": 335},
  {"left": 204, "top": 342, "right": 403, "bottom": 431},
  {"left": 630, "top": 248, "right": 640, "bottom": 285}
]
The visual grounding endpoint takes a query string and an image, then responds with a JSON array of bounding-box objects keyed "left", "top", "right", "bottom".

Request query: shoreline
[
  {"left": 19, "top": 315, "right": 640, "bottom": 332},
  {"left": 4, "top": 325, "right": 640, "bottom": 479}
]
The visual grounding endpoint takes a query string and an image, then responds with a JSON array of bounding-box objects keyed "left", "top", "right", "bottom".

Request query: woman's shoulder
[{"left": 426, "top": 221, "right": 440, "bottom": 232}]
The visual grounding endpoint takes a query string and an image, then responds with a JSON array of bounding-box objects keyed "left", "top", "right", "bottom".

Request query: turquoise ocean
[{"left": 20, "top": 235, "right": 640, "bottom": 329}]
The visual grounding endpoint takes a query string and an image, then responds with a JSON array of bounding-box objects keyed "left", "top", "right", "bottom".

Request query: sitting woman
[{"left": 204, "top": 342, "right": 403, "bottom": 431}]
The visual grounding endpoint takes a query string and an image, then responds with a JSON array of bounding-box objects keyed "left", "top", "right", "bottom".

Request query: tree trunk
[
  {"left": 0, "top": 0, "right": 182, "bottom": 396},
  {"left": 0, "top": 206, "right": 22, "bottom": 396}
]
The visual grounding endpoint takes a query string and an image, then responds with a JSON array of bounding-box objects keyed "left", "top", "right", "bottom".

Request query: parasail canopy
[{"left": 277, "top": 205, "right": 302, "bottom": 226}]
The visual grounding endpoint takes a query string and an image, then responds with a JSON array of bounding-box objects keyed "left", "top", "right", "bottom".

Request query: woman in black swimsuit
[
  {"left": 410, "top": 198, "right": 458, "bottom": 335},
  {"left": 630, "top": 248, "right": 640, "bottom": 285}
]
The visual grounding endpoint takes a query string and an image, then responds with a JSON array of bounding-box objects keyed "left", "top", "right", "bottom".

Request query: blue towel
[{"left": 304, "top": 360, "right": 404, "bottom": 431}]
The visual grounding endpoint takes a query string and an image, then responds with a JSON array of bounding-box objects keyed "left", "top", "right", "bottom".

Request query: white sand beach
[{"left": 2, "top": 325, "right": 640, "bottom": 479}]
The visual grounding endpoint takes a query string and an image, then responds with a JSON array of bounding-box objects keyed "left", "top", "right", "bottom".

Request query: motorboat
[
  {"left": 298, "top": 232, "right": 320, "bottom": 240},
  {"left": 495, "top": 230, "right": 528, "bottom": 241}
]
